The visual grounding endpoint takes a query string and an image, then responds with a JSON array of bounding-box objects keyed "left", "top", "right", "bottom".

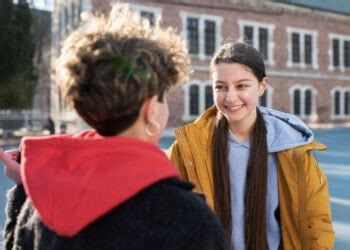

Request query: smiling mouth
[{"left": 224, "top": 104, "right": 244, "bottom": 111}]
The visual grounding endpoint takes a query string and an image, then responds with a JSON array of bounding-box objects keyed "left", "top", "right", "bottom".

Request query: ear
[
  {"left": 143, "top": 95, "right": 159, "bottom": 124},
  {"left": 259, "top": 77, "right": 268, "bottom": 97}
]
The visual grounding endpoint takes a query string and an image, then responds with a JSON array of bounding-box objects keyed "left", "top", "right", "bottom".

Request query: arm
[{"left": 305, "top": 151, "right": 335, "bottom": 249}]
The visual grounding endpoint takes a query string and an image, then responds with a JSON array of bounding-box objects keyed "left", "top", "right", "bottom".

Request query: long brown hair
[{"left": 212, "top": 43, "right": 269, "bottom": 249}]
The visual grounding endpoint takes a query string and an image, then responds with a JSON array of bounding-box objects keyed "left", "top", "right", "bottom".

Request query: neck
[
  {"left": 118, "top": 120, "right": 151, "bottom": 143},
  {"left": 228, "top": 110, "right": 257, "bottom": 142}
]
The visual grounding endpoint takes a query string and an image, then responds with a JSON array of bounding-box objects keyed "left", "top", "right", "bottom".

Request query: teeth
[{"left": 225, "top": 105, "right": 243, "bottom": 110}]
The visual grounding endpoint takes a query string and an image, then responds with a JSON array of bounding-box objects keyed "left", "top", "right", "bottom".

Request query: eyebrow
[
  {"left": 214, "top": 80, "right": 227, "bottom": 85},
  {"left": 214, "top": 78, "right": 252, "bottom": 85}
]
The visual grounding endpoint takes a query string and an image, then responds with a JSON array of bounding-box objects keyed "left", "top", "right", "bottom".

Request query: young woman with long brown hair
[{"left": 168, "top": 42, "right": 335, "bottom": 249}]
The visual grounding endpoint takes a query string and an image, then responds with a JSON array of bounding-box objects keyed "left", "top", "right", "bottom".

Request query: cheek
[
  {"left": 213, "top": 92, "right": 224, "bottom": 103},
  {"left": 242, "top": 89, "right": 260, "bottom": 103}
]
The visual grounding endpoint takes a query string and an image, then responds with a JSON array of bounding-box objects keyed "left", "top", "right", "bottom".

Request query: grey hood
[{"left": 259, "top": 107, "right": 314, "bottom": 153}]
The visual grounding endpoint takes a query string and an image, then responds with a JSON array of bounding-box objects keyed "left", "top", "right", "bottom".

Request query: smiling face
[{"left": 212, "top": 63, "right": 266, "bottom": 133}]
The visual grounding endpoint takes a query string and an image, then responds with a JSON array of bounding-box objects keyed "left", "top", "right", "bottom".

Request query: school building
[{"left": 50, "top": 0, "right": 350, "bottom": 131}]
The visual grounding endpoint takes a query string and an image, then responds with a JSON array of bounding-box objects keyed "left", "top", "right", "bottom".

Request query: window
[
  {"left": 189, "top": 85, "right": 199, "bottom": 115},
  {"left": 344, "top": 40, "right": 350, "bottom": 68},
  {"left": 289, "top": 85, "right": 317, "bottom": 119},
  {"left": 333, "top": 39, "right": 340, "bottom": 67},
  {"left": 304, "top": 35, "right": 312, "bottom": 65},
  {"left": 260, "top": 92, "right": 267, "bottom": 107},
  {"left": 287, "top": 27, "right": 318, "bottom": 69},
  {"left": 259, "top": 28, "right": 268, "bottom": 60},
  {"left": 181, "top": 12, "right": 222, "bottom": 60},
  {"left": 329, "top": 34, "right": 350, "bottom": 71},
  {"left": 187, "top": 18, "right": 199, "bottom": 54},
  {"left": 64, "top": 7, "right": 69, "bottom": 33},
  {"left": 183, "top": 81, "right": 213, "bottom": 121},
  {"left": 129, "top": 4, "right": 161, "bottom": 27},
  {"left": 71, "top": 2, "right": 76, "bottom": 27},
  {"left": 238, "top": 20, "right": 275, "bottom": 65},
  {"left": 205, "top": 86, "right": 214, "bottom": 109},
  {"left": 205, "top": 20, "right": 216, "bottom": 56},
  {"left": 334, "top": 90, "right": 340, "bottom": 115},
  {"left": 140, "top": 11, "right": 155, "bottom": 26},
  {"left": 292, "top": 33, "right": 300, "bottom": 63},
  {"left": 305, "top": 89, "right": 312, "bottom": 115},
  {"left": 259, "top": 86, "right": 273, "bottom": 108},
  {"left": 244, "top": 26, "right": 253, "bottom": 45},
  {"left": 293, "top": 89, "right": 301, "bottom": 115},
  {"left": 331, "top": 87, "right": 350, "bottom": 119},
  {"left": 345, "top": 91, "right": 350, "bottom": 115}
]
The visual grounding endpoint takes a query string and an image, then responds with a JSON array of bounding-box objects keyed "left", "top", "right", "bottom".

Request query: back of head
[
  {"left": 210, "top": 42, "right": 266, "bottom": 81},
  {"left": 55, "top": 5, "right": 190, "bottom": 136}
]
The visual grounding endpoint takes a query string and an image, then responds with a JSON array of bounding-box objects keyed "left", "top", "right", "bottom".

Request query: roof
[{"left": 275, "top": 0, "right": 350, "bottom": 16}]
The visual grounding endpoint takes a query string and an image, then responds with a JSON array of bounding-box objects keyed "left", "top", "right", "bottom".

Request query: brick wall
[{"left": 129, "top": 0, "right": 350, "bottom": 127}]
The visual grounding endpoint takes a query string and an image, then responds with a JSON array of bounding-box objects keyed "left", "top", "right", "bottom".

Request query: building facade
[{"left": 50, "top": 0, "right": 350, "bottom": 131}]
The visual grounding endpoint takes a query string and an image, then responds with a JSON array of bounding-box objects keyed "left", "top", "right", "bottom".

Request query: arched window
[
  {"left": 334, "top": 90, "right": 341, "bottom": 115},
  {"left": 331, "top": 87, "right": 350, "bottom": 119},
  {"left": 189, "top": 85, "right": 199, "bottom": 115},
  {"left": 290, "top": 85, "right": 316, "bottom": 119},
  {"left": 293, "top": 89, "right": 301, "bottom": 115},
  {"left": 184, "top": 80, "right": 213, "bottom": 121},
  {"left": 304, "top": 89, "right": 312, "bottom": 116},
  {"left": 205, "top": 85, "right": 213, "bottom": 109}
]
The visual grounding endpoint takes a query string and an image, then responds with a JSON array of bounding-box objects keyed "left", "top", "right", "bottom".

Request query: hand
[{"left": 0, "top": 148, "right": 21, "bottom": 184}]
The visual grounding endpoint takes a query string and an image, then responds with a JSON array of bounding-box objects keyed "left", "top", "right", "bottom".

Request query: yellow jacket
[{"left": 167, "top": 107, "right": 335, "bottom": 249}]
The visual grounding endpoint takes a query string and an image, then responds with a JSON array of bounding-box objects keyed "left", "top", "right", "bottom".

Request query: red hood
[{"left": 20, "top": 131, "right": 179, "bottom": 237}]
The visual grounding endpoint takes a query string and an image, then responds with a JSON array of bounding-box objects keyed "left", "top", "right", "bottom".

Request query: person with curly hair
[{"left": 0, "top": 5, "right": 227, "bottom": 250}]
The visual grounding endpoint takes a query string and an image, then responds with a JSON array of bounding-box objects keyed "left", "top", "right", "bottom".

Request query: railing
[{"left": 0, "top": 110, "right": 50, "bottom": 137}]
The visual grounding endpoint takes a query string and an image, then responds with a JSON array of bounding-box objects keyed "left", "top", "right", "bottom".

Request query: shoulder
[
  {"left": 102, "top": 178, "right": 227, "bottom": 249},
  {"left": 170, "top": 108, "right": 217, "bottom": 153},
  {"left": 129, "top": 178, "right": 214, "bottom": 220},
  {"left": 277, "top": 141, "right": 327, "bottom": 156}
]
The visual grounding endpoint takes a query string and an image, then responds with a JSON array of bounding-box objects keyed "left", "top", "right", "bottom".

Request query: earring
[{"left": 145, "top": 121, "right": 161, "bottom": 137}]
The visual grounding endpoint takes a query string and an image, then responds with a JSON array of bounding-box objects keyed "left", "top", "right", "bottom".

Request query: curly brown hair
[{"left": 55, "top": 5, "right": 190, "bottom": 135}]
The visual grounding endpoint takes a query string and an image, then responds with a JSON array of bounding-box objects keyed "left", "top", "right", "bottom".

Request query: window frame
[
  {"left": 331, "top": 87, "right": 350, "bottom": 119},
  {"left": 287, "top": 27, "right": 318, "bottom": 69},
  {"left": 259, "top": 85, "right": 274, "bottom": 108},
  {"left": 328, "top": 33, "right": 350, "bottom": 72},
  {"left": 182, "top": 80, "right": 213, "bottom": 121},
  {"left": 180, "top": 12, "right": 223, "bottom": 60},
  {"left": 238, "top": 20, "right": 275, "bottom": 66},
  {"left": 129, "top": 4, "right": 162, "bottom": 28},
  {"left": 289, "top": 85, "right": 318, "bottom": 120}
]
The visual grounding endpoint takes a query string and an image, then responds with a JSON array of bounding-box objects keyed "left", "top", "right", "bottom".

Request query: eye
[
  {"left": 214, "top": 85, "right": 226, "bottom": 91},
  {"left": 237, "top": 84, "right": 249, "bottom": 89}
]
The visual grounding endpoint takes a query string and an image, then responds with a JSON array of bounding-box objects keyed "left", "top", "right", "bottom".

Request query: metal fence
[{"left": 0, "top": 110, "right": 49, "bottom": 137}]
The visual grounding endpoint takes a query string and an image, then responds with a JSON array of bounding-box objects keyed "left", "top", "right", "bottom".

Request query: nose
[{"left": 225, "top": 88, "right": 237, "bottom": 103}]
